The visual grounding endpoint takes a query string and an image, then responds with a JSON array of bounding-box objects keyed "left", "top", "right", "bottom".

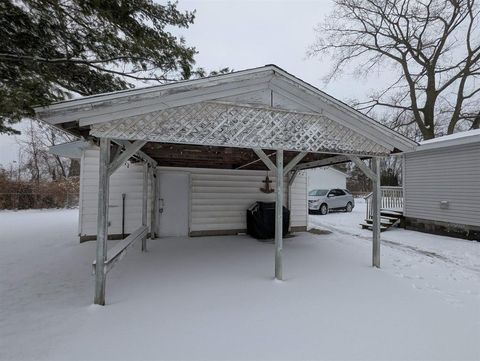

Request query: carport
[{"left": 35, "top": 65, "right": 416, "bottom": 305}]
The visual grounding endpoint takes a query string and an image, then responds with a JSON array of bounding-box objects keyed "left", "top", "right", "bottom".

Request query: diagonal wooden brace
[
  {"left": 108, "top": 140, "right": 147, "bottom": 176},
  {"left": 253, "top": 148, "right": 277, "bottom": 172},
  {"left": 283, "top": 152, "right": 307, "bottom": 175},
  {"left": 348, "top": 155, "right": 377, "bottom": 181}
]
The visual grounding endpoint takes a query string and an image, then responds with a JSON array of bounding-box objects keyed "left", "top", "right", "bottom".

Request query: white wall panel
[
  {"left": 80, "top": 150, "right": 307, "bottom": 237},
  {"left": 404, "top": 143, "right": 480, "bottom": 227},
  {"left": 307, "top": 167, "right": 347, "bottom": 191},
  {"left": 79, "top": 148, "right": 151, "bottom": 237}
]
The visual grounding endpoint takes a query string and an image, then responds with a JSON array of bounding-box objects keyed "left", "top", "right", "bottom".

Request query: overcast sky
[{"left": 0, "top": 0, "right": 387, "bottom": 166}]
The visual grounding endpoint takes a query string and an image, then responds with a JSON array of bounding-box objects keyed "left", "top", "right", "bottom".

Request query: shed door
[{"left": 156, "top": 173, "right": 190, "bottom": 237}]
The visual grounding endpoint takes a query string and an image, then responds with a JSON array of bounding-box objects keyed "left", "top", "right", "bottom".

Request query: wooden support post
[
  {"left": 371, "top": 158, "right": 381, "bottom": 268},
  {"left": 142, "top": 163, "right": 148, "bottom": 251},
  {"left": 275, "top": 149, "right": 284, "bottom": 280},
  {"left": 150, "top": 167, "right": 157, "bottom": 240},
  {"left": 94, "top": 138, "right": 110, "bottom": 305}
]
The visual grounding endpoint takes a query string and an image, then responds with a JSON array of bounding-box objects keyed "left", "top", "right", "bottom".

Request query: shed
[
  {"left": 74, "top": 144, "right": 309, "bottom": 240},
  {"left": 35, "top": 65, "right": 416, "bottom": 305},
  {"left": 403, "top": 129, "right": 480, "bottom": 240}
]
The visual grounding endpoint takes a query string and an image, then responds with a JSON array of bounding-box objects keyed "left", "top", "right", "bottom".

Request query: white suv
[{"left": 308, "top": 188, "right": 355, "bottom": 215}]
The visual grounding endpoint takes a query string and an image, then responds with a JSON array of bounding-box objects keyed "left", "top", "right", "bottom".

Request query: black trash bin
[{"left": 246, "top": 201, "right": 290, "bottom": 240}]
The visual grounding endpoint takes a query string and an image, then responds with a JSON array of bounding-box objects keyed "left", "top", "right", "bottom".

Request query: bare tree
[
  {"left": 17, "top": 120, "right": 78, "bottom": 182},
  {"left": 310, "top": 0, "right": 480, "bottom": 139}
]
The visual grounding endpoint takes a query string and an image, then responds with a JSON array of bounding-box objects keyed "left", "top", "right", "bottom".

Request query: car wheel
[
  {"left": 345, "top": 202, "right": 353, "bottom": 212},
  {"left": 320, "top": 203, "right": 328, "bottom": 215}
]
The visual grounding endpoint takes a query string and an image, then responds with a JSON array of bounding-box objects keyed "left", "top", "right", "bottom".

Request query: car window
[
  {"left": 327, "top": 190, "right": 336, "bottom": 197},
  {"left": 309, "top": 189, "right": 328, "bottom": 196},
  {"left": 336, "top": 189, "right": 346, "bottom": 196}
]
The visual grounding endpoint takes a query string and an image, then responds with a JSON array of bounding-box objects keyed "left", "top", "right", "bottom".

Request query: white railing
[{"left": 364, "top": 186, "right": 403, "bottom": 219}]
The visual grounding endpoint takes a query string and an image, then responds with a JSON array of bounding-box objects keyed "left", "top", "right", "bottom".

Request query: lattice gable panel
[{"left": 90, "top": 102, "right": 391, "bottom": 155}]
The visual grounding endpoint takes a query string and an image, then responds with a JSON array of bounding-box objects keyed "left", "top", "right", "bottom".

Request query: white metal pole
[
  {"left": 371, "top": 157, "right": 381, "bottom": 268},
  {"left": 142, "top": 163, "right": 148, "bottom": 251},
  {"left": 275, "top": 149, "right": 284, "bottom": 280},
  {"left": 94, "top": 138, "right": 110, "bottom": 305}
]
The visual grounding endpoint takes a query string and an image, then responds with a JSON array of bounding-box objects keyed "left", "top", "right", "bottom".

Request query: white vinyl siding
[
  {"left": 80, "top": 150, "right": 307, "bottom": 237},
  {"left": 404, "top": 142, "right": 480, "bottom": 227},
  {"left": 307, "top": 167, "right": 347, "bottom": 191},
  {"left": 79, "top": 148, "right": 151, "bottom": 237},
  {"left": 289, "top": 172, "right": 308, "bottom": 227},
  {"left": 158, "top": 167, "right": 307, "bottom": 233}
]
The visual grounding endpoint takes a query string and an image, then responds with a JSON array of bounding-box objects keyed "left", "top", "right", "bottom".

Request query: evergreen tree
[{"left": 0, "top": 0, "right": 196, "bottom": 134}]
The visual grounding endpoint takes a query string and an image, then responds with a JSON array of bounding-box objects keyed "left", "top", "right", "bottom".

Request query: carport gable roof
[{"left": 35, "top": 65, "right": 416, "bottom": 156}]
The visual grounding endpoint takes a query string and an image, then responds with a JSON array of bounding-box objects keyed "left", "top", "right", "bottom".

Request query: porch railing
[{"left": 364, "top": 186, "right": 403, "bottom": 219}]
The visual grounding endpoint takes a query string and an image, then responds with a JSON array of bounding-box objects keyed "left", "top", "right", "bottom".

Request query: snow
[
  {"left": 1, "top": 207, "right": 479, "bottom": 361},
  {"left": 419, "top": 128, "right": 480, "bottom": 145}
]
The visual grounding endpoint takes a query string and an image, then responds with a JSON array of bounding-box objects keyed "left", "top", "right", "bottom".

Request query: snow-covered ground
[
  {"left": 309, "top": 199, "right": 480, "bottom": 296},
  {"left": 1, "top": 207, "right": 479, "bottom": 361}
]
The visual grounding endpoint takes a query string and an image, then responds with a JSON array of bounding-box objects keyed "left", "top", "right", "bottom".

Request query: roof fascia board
[
  {"left": 268, "top": 78, "right": 395, "bottom": 151},
  {"left": 271, "top": 67, "right": 415, "bottom": 141},
  {"left": 35, "top": 66, "right": 274, "bottom": 113},
  {"left": 43, "top": 74, "right": 272, "bottom": 125},
  {"left": 79, "top": 80, "right": 270, "bottom": 127},
  {"left": 269, "top": 71, "right": 416, "bottom": 152},
  {"left": 48, "top": 140, "right": 91, "bottom": 159}
]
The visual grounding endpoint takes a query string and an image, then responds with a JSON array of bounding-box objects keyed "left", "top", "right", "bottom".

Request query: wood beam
[
  {"left": 113, "top": 139, "right": 157, "bottom": 166},
  {"left": 94, "top": 138, "right": 110, "bottom": 305},
  {"left": 283, "top": 151, "right": 307, "bottom": 175},
  {"left": 371, "top": 158, "right": 381, "bottom": 268},
  {"left": 294, "top": 154, "right": 352, "bottom": 170},
  {"left": 348, "top": 156, "right": 376, "bottom": 181},
  {"left": 275, "top": 149, "right": 284, "bottom": 280},
  {"left": 92, "top": 226, "right": 148, "bottom": 275},
  {"left": 288, "top": 169, "right": 298, "bottom": 187},
  {"left": 253, "top": 148, "right": 276, "bottom": 172},
  {"left": 108, "top": 140, "right": 147, "bottom": 176}
]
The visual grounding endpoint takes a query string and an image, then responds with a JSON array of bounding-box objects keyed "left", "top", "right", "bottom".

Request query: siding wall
[
  {"left": 80, "top": 149, "right": 307, "bottom": 237},
  {"left": 404, "top": 142, "right": 480, "bottom": 227},
  {"left": 79, "top": 149, "right": 152, "bottom": 237},
  {"left": 307, "top": 167, "right": 347, "bottom": 191}
]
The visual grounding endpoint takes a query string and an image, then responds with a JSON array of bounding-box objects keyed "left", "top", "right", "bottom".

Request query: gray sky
[{"left": 0, "top": 0, "right": 386, "bottom": 166}]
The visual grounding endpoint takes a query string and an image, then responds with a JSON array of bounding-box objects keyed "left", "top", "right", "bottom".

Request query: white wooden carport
[{"left": 35, "top": 65, "right": 416, "bottom": 305}]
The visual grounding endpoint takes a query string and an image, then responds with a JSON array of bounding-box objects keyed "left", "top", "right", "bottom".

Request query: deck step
[
  {"left": 380, "top": 209, "right": 403, "bottom": 216},
  {"left": 365, "top": 218, "right": 396, "bottom": 226},
  {"left": 362, "top": 210, "right": 403, "bottom": 231},
  {"left": 360, "top": 223, "right": 388, "bottom": 231},
  {"left": 379, "top": 215, "right": 400, "bottom": 221}
]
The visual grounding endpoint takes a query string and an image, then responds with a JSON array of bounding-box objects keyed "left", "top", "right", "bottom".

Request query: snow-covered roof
[{"left": 417, "top": 129, "right": 480, "bottom": 151}]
